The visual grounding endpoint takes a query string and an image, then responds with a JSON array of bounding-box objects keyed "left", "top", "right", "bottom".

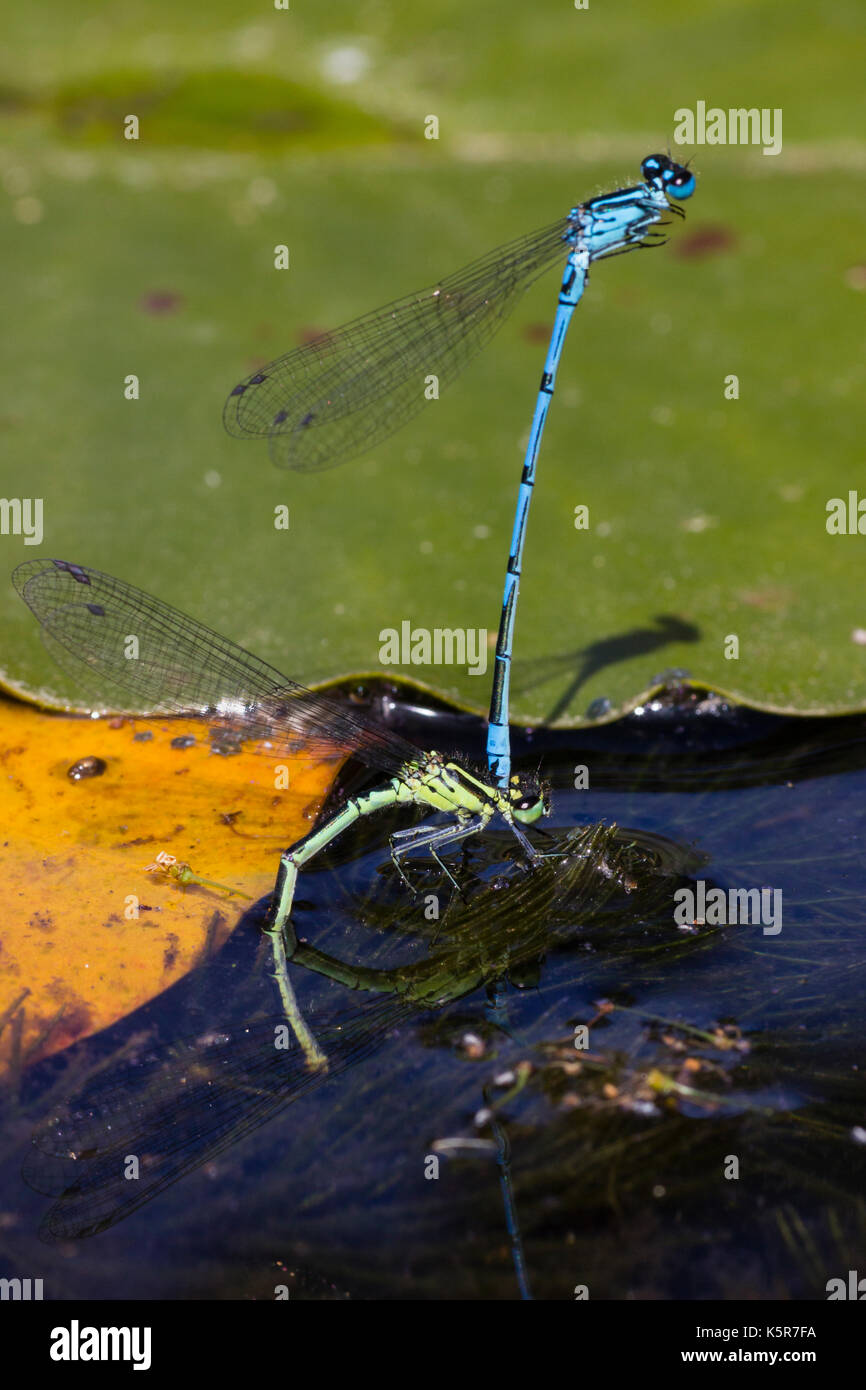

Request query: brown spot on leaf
[
  {"left": 673, "top": 225, "right": 735, "bottom": 259},
  {"left": 140, "top": 290, "right": 184, "bottom": 315},
  {"left": 737, "top": 585, "right": 795, "bottom": 613}
]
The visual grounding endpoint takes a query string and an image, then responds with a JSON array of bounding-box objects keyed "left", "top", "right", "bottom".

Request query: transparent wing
[
  {"left": 13, "top": 559, "right": 421, "bottom": 775},
  {"left": 223, "top": 218, "right": 571, "bottom": 472},
  {"left": 22, "top": 1000, "right": 412, "bottom": 1241}
]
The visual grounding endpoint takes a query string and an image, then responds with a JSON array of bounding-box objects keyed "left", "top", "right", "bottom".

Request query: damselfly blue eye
[{"left": 641, "top": 153, "right": 696, "bottom": 200}]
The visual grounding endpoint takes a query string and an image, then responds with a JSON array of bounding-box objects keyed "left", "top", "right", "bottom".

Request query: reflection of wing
[
  {"left": 23, "top": 999, "right": 411, "bottom": 1242},
  {"left": 223, "top": 219, "right": 569, "bottom": 472},
  {"left": 14, "top": 559, "right": 421, "bottom": 775}
]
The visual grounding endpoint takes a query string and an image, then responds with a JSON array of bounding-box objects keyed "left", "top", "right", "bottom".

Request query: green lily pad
[{"left": 1, "top": 5, "right": 864, "bottom": 726}]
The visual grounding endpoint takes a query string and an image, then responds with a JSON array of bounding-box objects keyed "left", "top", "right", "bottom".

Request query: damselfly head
[
  {"left": 641, "top": 153, "right": 696, "bottom": 201},
  {"left": 508, "top": 771, "right": 550, "bottom": 824}
]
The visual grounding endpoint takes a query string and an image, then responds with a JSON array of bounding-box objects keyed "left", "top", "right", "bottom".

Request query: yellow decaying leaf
[{"left": 0, "top": 698, "right": 342, "bottom": 1074}]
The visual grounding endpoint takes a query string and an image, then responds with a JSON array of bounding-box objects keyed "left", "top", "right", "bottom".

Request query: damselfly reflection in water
[{"left": 20, "top": 818, "right": 673, "bottom": 1244}]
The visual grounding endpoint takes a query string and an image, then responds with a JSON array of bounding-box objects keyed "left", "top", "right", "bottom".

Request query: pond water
[{"left": 2, "top": 683, "right": 865, "bottom": 1300}]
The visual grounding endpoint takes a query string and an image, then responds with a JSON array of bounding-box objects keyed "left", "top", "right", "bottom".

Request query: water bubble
[
  {"left": 585, "top": 697, "right": 613, "bottom": 720},
  {"left": 68, "top": 755, "right": 107, "bottom": 782}
]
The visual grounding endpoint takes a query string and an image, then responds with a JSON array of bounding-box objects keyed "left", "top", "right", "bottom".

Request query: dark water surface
[{"left": 2, "top": 684, "right": 865, "bottom": 1300}]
